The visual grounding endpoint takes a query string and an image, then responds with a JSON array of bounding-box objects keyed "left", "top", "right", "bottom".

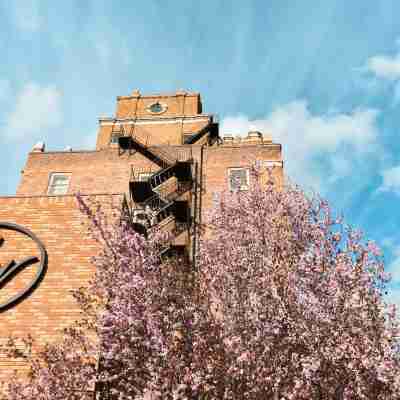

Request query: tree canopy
[{"left": 1, "top": 172, "right": 399, "bottom": 399}]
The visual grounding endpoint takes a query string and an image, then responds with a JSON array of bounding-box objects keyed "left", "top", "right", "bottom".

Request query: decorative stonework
[
  {"left": 0, "top": 222, "right": 47, "bottom": 312},
  {"left": 221, "top": 131, "right": 273, "bottom": 146},
  {"left": 32, "top": 141, "right": 45, "bottom": 153}
]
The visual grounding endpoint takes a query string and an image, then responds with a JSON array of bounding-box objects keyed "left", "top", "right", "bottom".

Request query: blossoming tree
[{"left": 1, "top": 173, "right": 399, "bottom": 399}]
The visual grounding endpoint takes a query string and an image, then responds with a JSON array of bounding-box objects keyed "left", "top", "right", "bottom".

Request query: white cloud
[
  {"left": 0, "top": 80, "right": 11, "bottom": 102},
  {"left": 2, "top": 83, "right": 62, "bottom": 142},
  {"left": 90, "top": 32, "right": 131, "bottom": 69},
  {"left": 366, "top": 55, "right": 400, "bottom": 81},
  {"left": 393, "top": 81, "right": 400, "bottom": 106},
  {"left": 378, "top": 165, "right": 400, "bottom": 195},
  {"left": 383, "top": 241, "right": 400, "bottom": 284},
  {"left": 221, "top": 101, "right": 380, "bottom": 194},
  {"left": 11, "top": 0, "right": 42, "bottom": 32},
  {"left": 380, "top": 238, "right": 400, "bottom": 282},
  {"left": 389, "top": 257, "right": 400, "bottom": 284},
  {"left": 385, "top": 246, "right": 400, "bottom": 321},
  {"left": 369, "top": 239, "right": 400, "bottom": 320},
  {"left": 362, "top": 44, "right": 400, "bottom": 105},
  {"left": 327, "top": 154, "right": 352, "bottom": 184}
]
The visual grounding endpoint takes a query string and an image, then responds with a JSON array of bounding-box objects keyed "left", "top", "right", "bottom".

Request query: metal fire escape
[
  {"left": 114, "top": 123, "right": 203, "bottom": 261},
  {"left": 94, "top": 121, "right": 218, "bottom": 400}
]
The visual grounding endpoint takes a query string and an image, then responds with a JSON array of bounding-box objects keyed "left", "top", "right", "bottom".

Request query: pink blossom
[{"left": 1, "top": 177, "right": 399, "bottom": 399}]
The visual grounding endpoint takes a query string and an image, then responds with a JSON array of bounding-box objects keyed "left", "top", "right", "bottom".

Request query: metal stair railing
[
  {"left": 132, "top": 190, "right": 191, "bottom": 226},
  {"left": 165, "top": 181, "right": 193, "bottom": 200},
  {"left": 147, "top": 148, "right": 193, "bottom": 189},
  {"left": 127, "top": 124, "right": 195, "bottom": 165},
  {"left": 129, "top": 179, "right": 192, "bottom": 240},
  {"left": 158, "top": 222, "right": 190, "bottom": 260},
  {"left": 128, "top": 125, "right": 176, "bottom": 167},
  {"left": 111, "top": 122, "right": 126, "bottom": 137},
  {"left": 183, "top": 122, "right": 219, "bottom": 145},
  {"left": 148, "top": 146, "right": 176, "bottom": 166},
  {"left": 129, "top": 166, "right": 156, "bottom": 182},
  {"left": 115, "top": 122, "right": 174, "bottom": 168},
  {"left": 115, "top": 121, "right": 195, "bottom": 165},
  {"left": 173, "top": 221, "right": 190, "bottom": 237},
  {"left": 148, "top": 164, "right": 176, "bottom": 189},
  {"left": 134, "top": 180, "right": 192, "bottom": 211},
  {"left": 138, "top": 193, "right": 167, "bottom": 211},
  {"left": 117, "top": 123, "right": 196, "bottom": 259},
  {"left": 175, "top": 147, "right": 194, "bottom": 162},
  {"left": 129, "top": 203, "right": 189, "bottom": 237},
  {"left": 153, "top": 202, "right": 175, "bottom": 224}
]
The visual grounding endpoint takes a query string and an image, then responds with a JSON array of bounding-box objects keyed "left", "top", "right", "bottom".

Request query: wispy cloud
[
  {"left": 388, "top": 252, "right": 400, "bottom": 284},
  {"left": 2, "top": 83, "right": 62, "bottom": 142},
  {"left": 93, "top": 39, "right": 131, "bottom": 69},
  {"left": 0, "top": 80, "right": 11, "bottom": 102},
  {"left": 221, "top": 101, "right": 380, "bottom": 195},
  {"left": 363, "top": 43, "right": 400, "bottom": 106},
  {"left": 377, "top": 165, "right": 400, "bottom": 195},
  {"left": 382, "top": 239, "right": 400, "bottom": 316},
  {"left": 366, "top": 54, "right": 400, "bottom": 81},
  {"left": 11, "top": 0, "right": 42, "bottom": 32}
]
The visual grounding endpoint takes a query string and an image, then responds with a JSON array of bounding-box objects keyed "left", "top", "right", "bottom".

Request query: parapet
[
  {"left": 31, "top": 141, "right": 45, "bottom": 153},
  {"left": 221, "top": 130, "right": 273, "bottom": 146},
  {"left": 115, "top": 89, "right": 203, "bottom": 119}
]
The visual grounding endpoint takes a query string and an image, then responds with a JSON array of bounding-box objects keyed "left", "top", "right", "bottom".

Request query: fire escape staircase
[
  {"left": 183, "top": 121, "right": 219, "bottom": 145},
  {"left": 114, "top": 123, "right": 195, "bottom": 259}
]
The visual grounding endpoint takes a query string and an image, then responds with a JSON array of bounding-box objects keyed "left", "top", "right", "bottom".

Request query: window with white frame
[
  {"left": 47, "top": 173, "right": 71, "bottom": 195},
  {"left": 228, "top": 168, "right": 249, "bottom": 191},
  {"left": 110, "top": 133, "right": 121, "bottom": 144}
]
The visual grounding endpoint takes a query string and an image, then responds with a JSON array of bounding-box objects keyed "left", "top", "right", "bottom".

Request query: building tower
[{"left": 0, "top": 90, "right": 283, "bottom": 376}]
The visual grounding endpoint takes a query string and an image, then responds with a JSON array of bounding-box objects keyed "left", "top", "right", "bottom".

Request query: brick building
[{"left": 0, "top": 90, "right": 283, "bottom": 375}]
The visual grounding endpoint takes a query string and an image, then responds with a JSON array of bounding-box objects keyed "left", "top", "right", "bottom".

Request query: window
[
  {"left": 47, "top": 173, "right": 70, "bottom": 195},
  {"left": 149, "top": 102, "right": 163, "bottom": 113},
  {"left": 147, "top": 102, "right": 167, "bottom": 114},
  {"left": 228, "top": 168, "right": 249, "bottom": 191},
  {"left": 110, "top": 133, "right": 121, "bottom": 144}
]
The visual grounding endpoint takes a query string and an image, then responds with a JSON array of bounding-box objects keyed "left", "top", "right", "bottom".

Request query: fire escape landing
[{"left": 114, "top": 122, "right": 217, "bottom": 261}]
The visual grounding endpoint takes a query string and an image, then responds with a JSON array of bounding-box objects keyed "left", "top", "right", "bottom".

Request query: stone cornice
[
  {"left": 98, "top": 115, "right": 212, "bottom": 126},
  {"left": 117, "top": 92, "right": 200, "bottom": 101}
]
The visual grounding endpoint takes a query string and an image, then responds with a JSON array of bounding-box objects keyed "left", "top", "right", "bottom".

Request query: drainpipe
[{"left": 192, "top": 161, "right": 198, "bottom": 270}]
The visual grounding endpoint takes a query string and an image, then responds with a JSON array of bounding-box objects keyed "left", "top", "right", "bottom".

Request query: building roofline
[
  {"left": 117, "top": 91, "right": 200, "bottom": 101},
  {"left": 29, "top": 150, "right": 99, "bottom": 155},
  {"left": 98, "top": 115, "right": 213, "bottom": 123},
  {"left": 0, "top": 193, "right": 124, "bottom": 200},
  {"left": 28, "top": 142, "right": 281, "bottom": 156}
]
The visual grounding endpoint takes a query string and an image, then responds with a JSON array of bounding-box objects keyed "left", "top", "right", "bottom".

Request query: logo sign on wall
[{"left": 0, "top": 222, "right": 47, "bottom": 312}]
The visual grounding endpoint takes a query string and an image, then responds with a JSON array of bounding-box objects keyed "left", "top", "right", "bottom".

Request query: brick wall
[
  {"left": 17, "top": 149, "right": 159, "bottom": 196},
  {"left": 95, "top": 118, "right": 210, "bottom": 149},
  {"left": 0, "top": 139, "right": 283, "bottom": 377},
  {"left": 115, "top": 91, "right": 202, "bottom": 119},
  {"left": 0, "top": 86, "right": 286, "bottom": 385},
  {"left": 201, "top": 143, "right": 283, "bottom": 210},
  {"left": 0, "top": 194, "right": 122, "bottom": 376},
  {"left": 17, "top": 143, "right": 282, "bottom": 200}
]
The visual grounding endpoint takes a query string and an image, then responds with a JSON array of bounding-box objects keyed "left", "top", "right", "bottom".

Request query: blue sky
[{"left": 1, "top": 0, "right": 400, "bottom": 311}]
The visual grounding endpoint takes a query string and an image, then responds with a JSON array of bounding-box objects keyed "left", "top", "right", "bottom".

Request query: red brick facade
[{"left": 0, "top": 90, "right": 283, "bottom": 376}]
